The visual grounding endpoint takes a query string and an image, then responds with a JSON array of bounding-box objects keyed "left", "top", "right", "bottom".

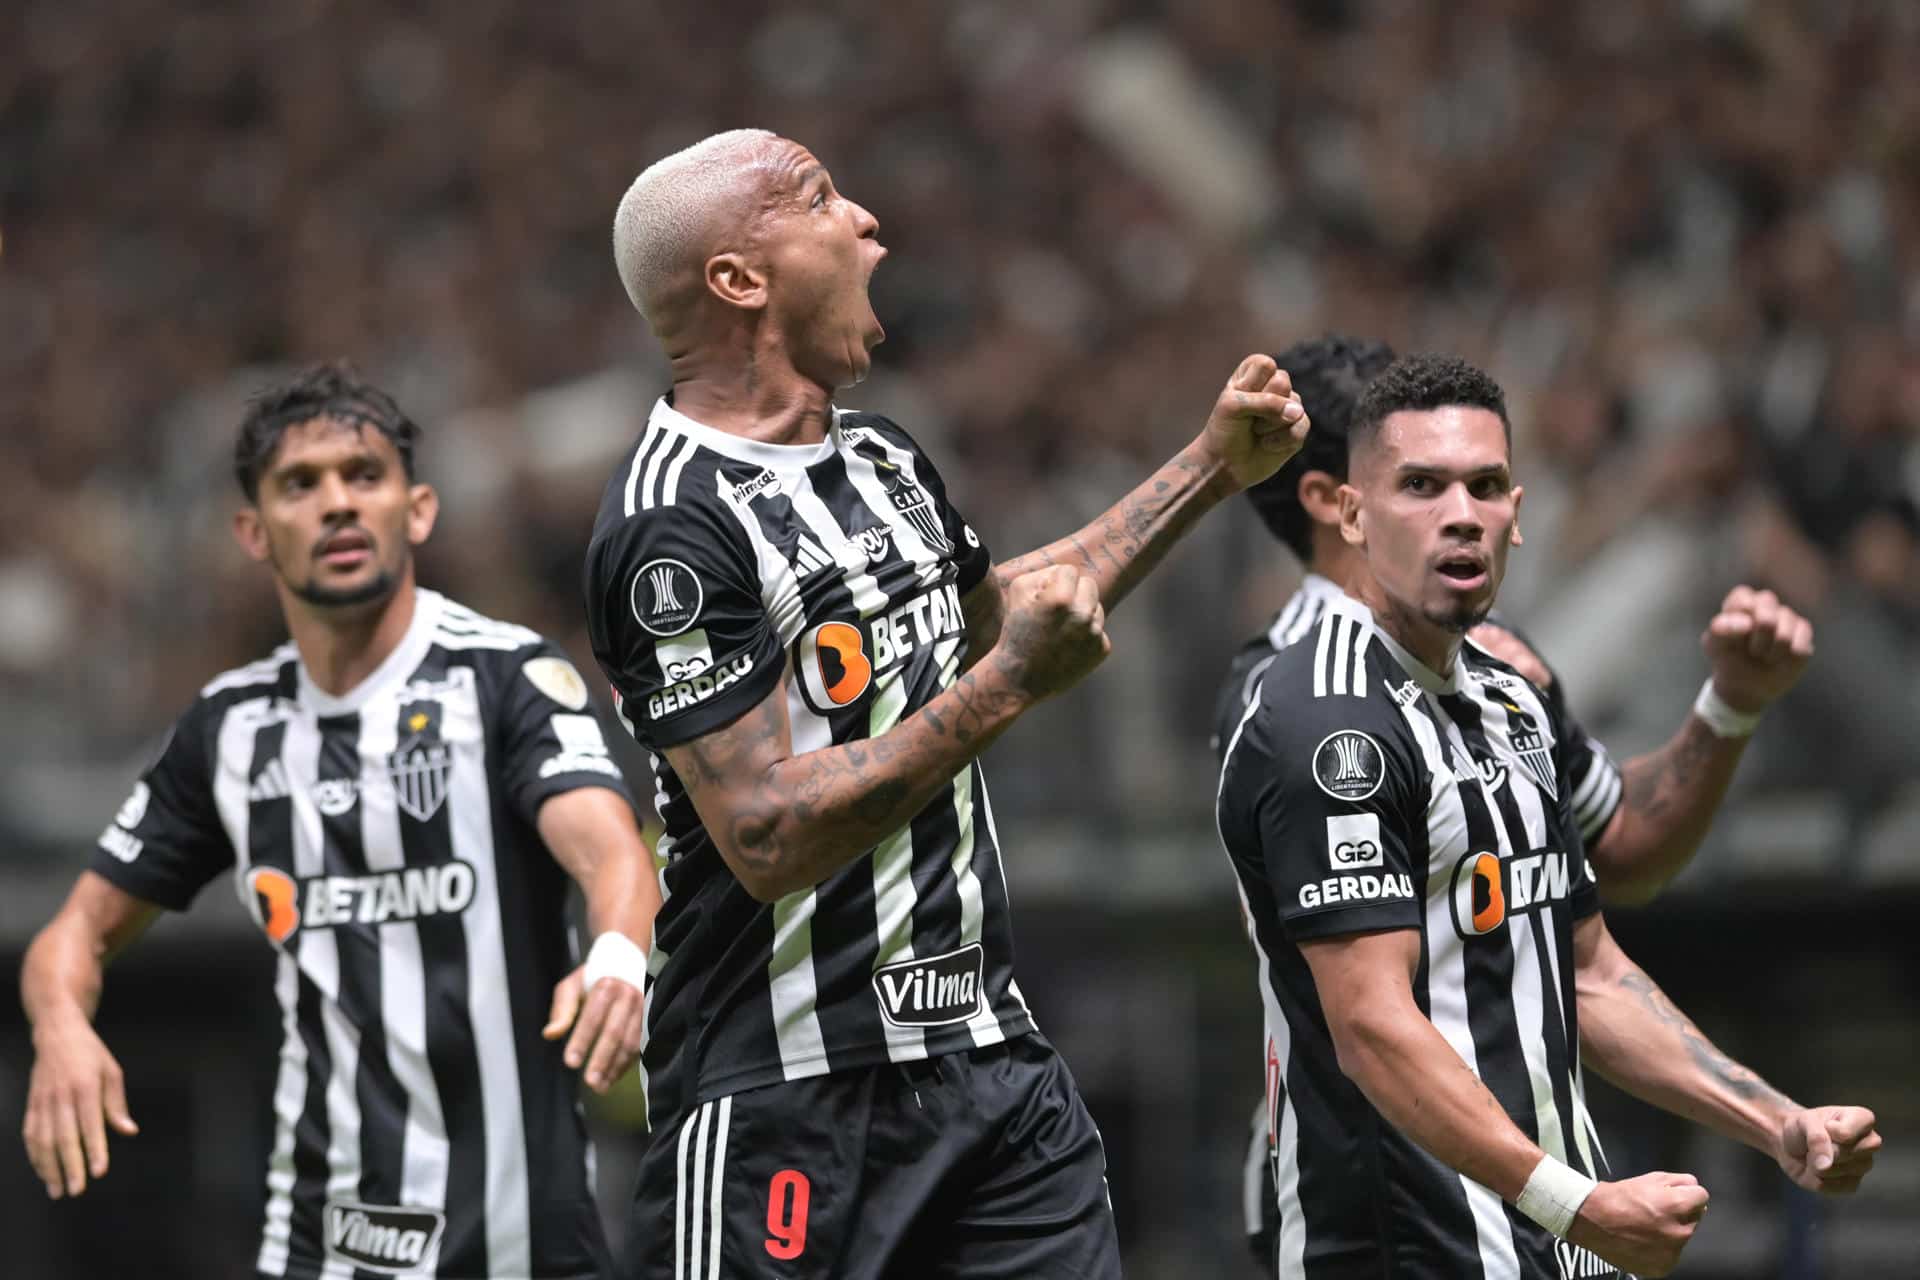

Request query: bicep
[
  {"left": 65, "top": 870, "right": 166, "bottom": 960},
  {"left": 1299, "top": 927, "right": 1421, "bottom": 1012},
  {"left": 660, "top": 669, "right": 796, "bottom": 857}
]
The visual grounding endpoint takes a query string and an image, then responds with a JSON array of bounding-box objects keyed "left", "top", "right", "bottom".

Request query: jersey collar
[
  {"left": 296, "top": 588, "right": 445, "bottom": 716},
  {"left": 651, "top": 396, "right": 845, "bottom": 470},
  {"left": 1324, "top": 592, "right": 1463, "bottom": 696}
]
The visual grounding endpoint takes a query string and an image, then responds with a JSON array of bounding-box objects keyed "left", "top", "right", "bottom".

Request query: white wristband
[
  {"left": 583, "top": 932, "right": 648, "bottom": 993},
  {"left": 1516, "top": 1155, "right": 1598, "bottom": 1240},
  {"left": 1692, "top": 679, "right": 1764, "bottom": 739}
]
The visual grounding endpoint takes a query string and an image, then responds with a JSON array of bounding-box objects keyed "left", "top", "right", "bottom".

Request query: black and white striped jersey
[
  {"left": 1211, "top": 575, "right": 1624, "bottom": 848},
  {"left": 1216, "top": 593, "right": 1621, "bottom": 1279},
  {"left": 583, "top": 397, "right": 1034, "bottom": 1134},
  {"left": 89, "top": 590, "right": 631, "bottom": 1280}
]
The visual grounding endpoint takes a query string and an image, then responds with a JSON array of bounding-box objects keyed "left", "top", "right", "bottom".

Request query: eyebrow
[{"left": 1394, "top": 462, "right": 1511, "bottom": 480}]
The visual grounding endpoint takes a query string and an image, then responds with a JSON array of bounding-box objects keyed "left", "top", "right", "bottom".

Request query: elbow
[{"left": 721, "top": 818, "right": 806, "bottom": 904}]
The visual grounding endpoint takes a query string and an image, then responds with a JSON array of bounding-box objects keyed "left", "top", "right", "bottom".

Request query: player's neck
[
  {"left": 283, "top": 577, "right": 419, "bottom": 697},
  {"left": 669, "top": 344, "right": 836, "bottom": 447},
  {"left": 1350, "top": 574, "right": 1462, "bottom": 678},
  {"left": 1304, "top": 533, "right": 1362, "bottom": 592}
]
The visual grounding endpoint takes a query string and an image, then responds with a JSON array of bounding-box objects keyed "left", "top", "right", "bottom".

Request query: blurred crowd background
[{"left": 1, "top": 1, "right": 1915, "bottom": 1277}]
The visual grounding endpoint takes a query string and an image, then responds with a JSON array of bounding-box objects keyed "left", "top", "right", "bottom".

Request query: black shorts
[{"left": 623, "top": 1033, "right": 1120, "bottom": 1279}]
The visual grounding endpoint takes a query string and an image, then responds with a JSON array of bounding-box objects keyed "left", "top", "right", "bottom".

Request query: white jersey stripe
[
  {"left": 257, "top": 952, "right": 305, "bottom": 1276},
  {"left": 447, "top": 666, "right": 532, "bottom": 1279},
  {"left": 707, "top": 1096, "right": 732, "bottom": 1280},
  {"left": 765, "top": 678, "right": 833, "bottom": 1079},
  {"left": 673, "top": 1107, "right": 698, "bottom": 1280},
  {"left": 689, "top": 1102, "right": 714, "bottom": 1280},
  {"left": 1330, "top": 613, "right": 1352, "bottom": 698},
  {"left": 661, "top": 432, "right": 701, "bottom": 507},
  {"left": 625, "top": 419, "right": 665, "bottom": 517},
  {"left": 1349, "top": 624, "right": 1370, "bottom": 700},
  {"left": 641, "top": 425, "right": 682, "bottom": 511},
  {"left": 868, "top": 673, "right": 929, "bottom": 1062},
  {"left": 356, "top": 707, "right": 451, "bottom": 1246},
  {"left": 1396, "top": 696, "right": 1521, "bottom": 1275},
  {"left": 1311, "top": 611, "right": 1333, "bottom": 699}
]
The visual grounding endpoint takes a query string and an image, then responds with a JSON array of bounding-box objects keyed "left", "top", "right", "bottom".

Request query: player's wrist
[
  {"left": 1515, "top": 1154, "right": 1598, "bottom": 1239},
  {"left": 583, "top": 931, "right": 648, "bottom": 993},
  {"left": 1178, "top": 438, "right": 1241, "bottom": 502},
  {"left": 1693, "top": 678, "right": 1766, "bottom": 737}
]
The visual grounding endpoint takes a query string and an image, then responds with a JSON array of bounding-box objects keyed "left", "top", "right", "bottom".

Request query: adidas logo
[
  {"left": 249, "top": 759, "right": 293, "bottom": 803},
  {"left": 792, "top": 534, "right": 833, "bottom": 577}
]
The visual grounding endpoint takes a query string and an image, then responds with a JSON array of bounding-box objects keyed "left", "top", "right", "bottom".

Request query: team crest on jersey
[
  {"left": 1312, "top": 729, "right": 1385, "bottom": 801},
  {"left": 1499, "top": 699, "right": 1558, "bottom": 799},
  {"left": 630, "top": 557, "right": 703, "bottom": 637},
  {"left": 853, "top": 439, "right": 953, "bottom": 556},
  {"left": 389, "top": 702, "right": 451, "bottom": 822}
]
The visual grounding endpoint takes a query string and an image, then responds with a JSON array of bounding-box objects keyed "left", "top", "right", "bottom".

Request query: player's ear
[
  {"left": 1509, "top": 484, "right": 1524, "bottom": 547},
  {"left": 1297, "top": 470, "right": 1343, "bottom": 529},
  {"left": 406, "top": 483, "right": 439, "bottom": 546},
  {"left": 232, "top": 507, "right": 271, "bottom": 563},
  {"left": 706, "top": 252, "right": 768, "bottom": 311},
  {"left": 1337, "top": 483, "right": 1365, "bottom": 548}
]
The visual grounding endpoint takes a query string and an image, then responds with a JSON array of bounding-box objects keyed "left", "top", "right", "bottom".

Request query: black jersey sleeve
[
  {"left": 485, "top": 641, "right": 637, "bottom": 824},
  {"left": 88, "top": 700, "right": 233, "bottom": 911},
  {"left": 1240, "top": 690, "right": 1427, "bottom": 941},
  {"left": 861, "top": 416, "right": 993, "bottom": 595},
  {"left": 585, "top": 497, "right": 785, "bottom": 750}
]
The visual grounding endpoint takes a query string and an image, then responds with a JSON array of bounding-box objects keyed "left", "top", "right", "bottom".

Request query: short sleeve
[
  {"left": 89, "top": 701, "right": 233, "bottom": 911},
  {"left": 488, "top": 642, "right": 637, "bottom": 824},
  {"left": 585, "top": 499, "right": 784, "bottom": 749},
  {"left": 1254, "top": 698, "right": 1425, "bottom": 941},
  {"left": 865, "top": 417, "right": 992, "bottom": 595}
]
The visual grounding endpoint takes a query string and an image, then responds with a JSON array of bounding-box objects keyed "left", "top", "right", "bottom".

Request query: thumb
[
  {"left": 543, "top": 970, "right": 584, "bottom": 1040},
  {"left": 1803, "top": 1117, "right": 1837, "bottom": 1172},
  {"left": 106, "top": 1076, "right": 138, "bottom": 1137}
]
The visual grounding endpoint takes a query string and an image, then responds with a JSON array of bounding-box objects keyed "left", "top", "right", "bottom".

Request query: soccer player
[
  {"left": 1215, "top": 354, "right": 1880, "bottom": 1278},
  {"left": 589, "top": 129, "right": 1308, "bottom": 1279},
  {"left": 1217, "top": 336, "right": 1818, "bottom": 1269},
  {"left": 20, "top": 364, "right": 660, "bottom": 1280}
]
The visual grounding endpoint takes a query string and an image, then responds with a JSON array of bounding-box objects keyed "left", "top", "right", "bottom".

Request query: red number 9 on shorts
[{"left": 765, "top": 1169, "right": 811, "bottom": 1260}]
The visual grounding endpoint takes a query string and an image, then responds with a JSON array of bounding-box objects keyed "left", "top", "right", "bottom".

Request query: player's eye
[
  {"left": 1471, "top": 476, "right": 1506, "bottom": 498},
  {"left": 1404, "top": 475, "right": 1434, "bottom": 494},
  {"left": 811, "top": 190, "right": 828, "bottom": 210}
]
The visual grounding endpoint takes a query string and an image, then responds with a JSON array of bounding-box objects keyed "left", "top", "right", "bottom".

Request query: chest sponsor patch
[
  {"left": 323, "top": 1200, "right": 445, "bottom": 1274},
  {"left": 872, "top": 942, "right": 985, "bottom": 1028},
  {"left": 1312, "top": 729, "right": 1385, "bottom": 801}
]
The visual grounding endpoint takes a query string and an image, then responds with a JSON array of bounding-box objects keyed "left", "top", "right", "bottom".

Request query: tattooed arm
[
  {"left": 667, "top": 566, "right": 1109, "bottom": 901},
  {"left": 1573, "top": 912, "right": 1882, "bottom": 1193},
  {"left": 960, "top": 355, "right": 1309, "bottom": 667},
  {"left": 1586, "top": 586, "right": 1814, "bottom": 904}
]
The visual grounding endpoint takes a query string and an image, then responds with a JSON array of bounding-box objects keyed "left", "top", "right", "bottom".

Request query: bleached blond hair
[{"left": 613, "top": 128, "right": 785, "bottom": 330}]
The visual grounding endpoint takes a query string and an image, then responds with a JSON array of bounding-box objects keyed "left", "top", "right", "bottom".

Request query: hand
[
  {"left": 22, "top": 1017, "right": 139, "bottom": 1198},
  {"left": 1468, "top": 621, "right": 1554, "bottom": 690},
  {"left": 989, "top": 565, "right": 1111, "bottom": 702},
  {"left": 1566, "top": 1172, "right": 1709, "bottom": 1278},
  {"left": 542, "top": 965, "right": 645, "bottom": 1094},
  {"left": 1700, "top": 586, "right": 1813, "bottom": 714},
  {"left": 1777, "top": 1106, "right": 1881, "bottom": 1194},
  {"left": 1195, "top": 354, "right": 1311, "bottom": 495}
]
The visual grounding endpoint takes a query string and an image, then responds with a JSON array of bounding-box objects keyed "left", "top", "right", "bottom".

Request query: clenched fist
[
  {"left": 1568, "top": 1171, "right": 1710, "bottom": 1278},
  {"left": 1701, "top": 586, "right": 1814, "bottom": 713},
  {"left": 1777, "top": 1106, "right": 1881, "bottom": 1195},
  {"left": 989, "top": 566, "right": 1111, "bottom": 702},
  {"left": 1196, "top": 354, "right": 1312, "bottom": 495}
]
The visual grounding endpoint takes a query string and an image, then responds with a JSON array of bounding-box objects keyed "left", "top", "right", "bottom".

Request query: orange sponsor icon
[
  {"left": 812, "top": 622, "right": 873, "bottom": 706},
  {"left": 1449, "top": 851, "right": 1506, "bottom": 937},
  {"left": 246, "top": 867, "right": 301, "bottom": 944}
]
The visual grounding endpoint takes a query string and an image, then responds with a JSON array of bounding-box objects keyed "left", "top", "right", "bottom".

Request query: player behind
[
  {"left": 20, "top": 364, "right": 660, "bottom": 1280},
  {"left": 1215, "top": 354, "right": 1879, "bottom": 1278},
  {"left": 589, "top": 129, "right": 1308, "bottom": 1279},
  {"left": 1217, "top": 335, "right": 1817, "bottom": 1269}
]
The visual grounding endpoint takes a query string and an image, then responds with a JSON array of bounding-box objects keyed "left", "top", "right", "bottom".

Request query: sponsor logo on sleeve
[
  {"left": 1325, "top": 813, "right": 1383, "bottom": 870},
  {"left": 538, "top": 713, "right": 624, "bottom": 780},
  {"left": 1312, "top": 729, "right": 1386, "bottom": 801},
  {"left": 97, "top": 825, "right": 144, "bottom": 863},
  {"left": 522, "top": 656, "right": 589, "bottom": 711},
  {"left": 323, "top": 1201, "right": 446, "bottom": 1274},
  {"left": 656, "top": 628, "right": 715, "bottom": 682},
  {"left": 646, "top": 649, "right": 757, "bottom": 720},
  {"left": 114, "top": 781, "right": 151, "bottom": 831},
  {"left": 872, "top": 943, "right": 985, "bottom": 1028},
  {"left": 630, "top": 558, "right": 703, "bottom": 637}
]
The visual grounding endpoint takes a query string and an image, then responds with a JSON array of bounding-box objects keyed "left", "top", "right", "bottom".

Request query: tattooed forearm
[
  {"left": 1616, "top": 970, "right": 1792, "bottom": 1108},
  {"left": 1598, "top": 714, "right": 1749, "bottom": 899},
  {"left": 996, "top": 447, "right": 1222, "bottom": 615},
  {"left": 665, "top": 660, "right": 1034, "bottom": 900}
]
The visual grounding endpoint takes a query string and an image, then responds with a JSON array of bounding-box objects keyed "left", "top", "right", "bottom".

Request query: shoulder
[
  {"left": 431, "top": 595, "right": 545, "bottom": 655},
  {"left": 837, "top": 410, "right": 919, "bottom": 452},
  {"left": 195, "top": 642, "right": 298, "bottom": 711}
]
